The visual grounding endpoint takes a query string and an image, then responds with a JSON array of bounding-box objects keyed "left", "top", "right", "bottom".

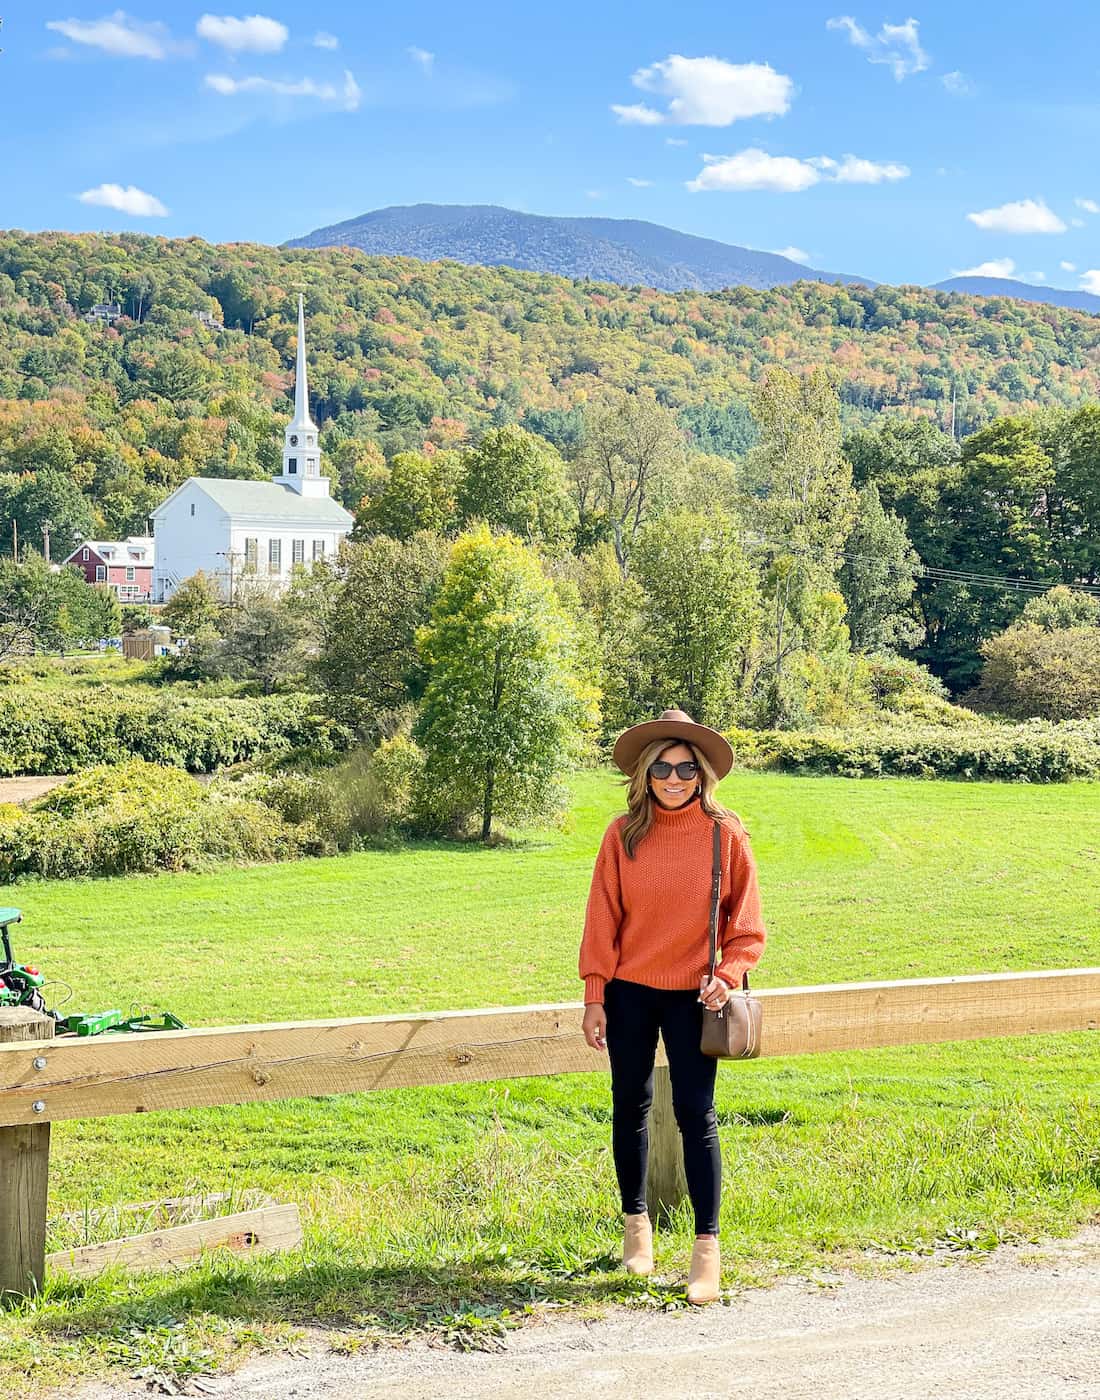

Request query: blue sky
[{"left": 3, "top": 1, "right": 1100, "bottom": 290}]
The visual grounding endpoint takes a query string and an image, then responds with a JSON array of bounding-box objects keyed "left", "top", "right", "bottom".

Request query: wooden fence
[{"left": 1, "top": 966, "right": 1098, "bottom": 1299}]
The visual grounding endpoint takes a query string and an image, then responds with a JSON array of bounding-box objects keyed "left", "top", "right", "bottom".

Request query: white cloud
[
  {"left": 688, "top": 148, "right": 821, "bottom": 193},
  {"left": 586, "top": 189, "right": 606, "bottom": 200},
  {"left": 205, "top": 68, "right": 361, "bottom": 110},
  {"left": 665, "top": 136, "right": 688, "bottom": 146},
  {"left": 312, "top": 31, "right": 338, "bottom": 50},
  {"left": 612, "top": 54, "right": 793, "bottom": 126},
  {"left": 408, "top": 46, "right": 434, "bottom": 73},
  {"left": 966, "top": 198, "right": 1067, "bottom": 234},
  {"left": 1075, "top": 197, "right": 1100, "bottom": 214},
  {"left": 46, "top": 11, "right": 174, "bottom": 59},
  {"left": 941, "top": 70, "right": 973, "bottom": 96},
  {"left": 1060, "top": 260, "right": 1077, "bottom": 272},
  {"left": 1081, "top": 270, "right": 1100, "bottom": 295},
  {"left": 613, "top": 102, "right": 666, "bottom": 126},
  {"left": 1030, "top": 270, "right": 1047, "bottom": 281},
  {"left": 627, "top": 177, "right": 653, "bottom": 187},
  {"left": 951, "top": 257, "right": 1016, "bottom": 278},
  {"left": 831, "top": 153, "right": 909, "bottom": 183},
  {"left": 196, "top": 14, "right": 288, "bottom": 53},
  {"left": 826, "top": 15, "right": 929, "bottom": 80},
  {"left": 1071, "top": 216, "right": 1086, "bottom": 228},
  {"left": 688, "top": 146, "right": 909, "bottom": 193},
  {"left": 773, "top": 246, "right": 809, "bottom": 263},
  {"left": 77, "top": 182, "right": 168, "bottom": 216}
]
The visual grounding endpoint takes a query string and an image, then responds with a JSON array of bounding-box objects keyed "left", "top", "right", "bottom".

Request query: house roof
[
  {"left": 156, "top": 478, "right": 353, "bottom": 525},
  {"left": 64, "top": 537, "right": 155, "bottom": 567}
]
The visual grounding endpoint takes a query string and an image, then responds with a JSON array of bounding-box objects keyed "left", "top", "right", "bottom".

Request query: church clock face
[{"left": 289, "top": 434, "right": 299, "bottom": 447}]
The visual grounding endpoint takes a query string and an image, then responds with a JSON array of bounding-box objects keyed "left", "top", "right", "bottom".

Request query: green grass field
[{"left": 3, "top": 766, "right": 1099, "bottom": 1395}]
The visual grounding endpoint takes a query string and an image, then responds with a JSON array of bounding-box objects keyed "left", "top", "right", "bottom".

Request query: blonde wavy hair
[{"left": 618, "top": 736, "right": 740, "bottom": 859}]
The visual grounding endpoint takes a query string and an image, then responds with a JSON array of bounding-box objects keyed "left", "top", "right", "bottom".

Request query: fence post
[
  {"left": 0, "top": 1009, "right": 54, "bottom": 1302},
  {"left": 646, "top": 1060, "right": 687, "bottom": 1221}
]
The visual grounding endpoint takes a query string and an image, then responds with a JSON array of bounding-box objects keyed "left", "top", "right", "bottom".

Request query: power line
[{"left": 740, "top": 532, "right": 1100, "bottom": 598}]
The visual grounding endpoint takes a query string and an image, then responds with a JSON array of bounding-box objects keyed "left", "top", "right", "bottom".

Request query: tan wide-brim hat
[{"left": 612, "top": 708, "right": 734, "bottom": 780}]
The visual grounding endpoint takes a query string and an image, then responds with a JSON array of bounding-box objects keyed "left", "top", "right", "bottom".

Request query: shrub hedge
[
  {"left": 0, "top": 689, "right": 351, "bottom": 775},
  {"left": 724, "top": 720, "right": 1100, "bottom": 782},
  {"left": 0, "top": 761, "right": 298, "bottom": 882}
]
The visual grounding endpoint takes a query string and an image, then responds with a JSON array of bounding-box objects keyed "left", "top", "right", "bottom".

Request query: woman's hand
[
  {"left": 699, "top": 975, "right": 732, "bottom": 1011},
  {"left": 582, "top": 1003, "right": 607, "bottom": 1051}
]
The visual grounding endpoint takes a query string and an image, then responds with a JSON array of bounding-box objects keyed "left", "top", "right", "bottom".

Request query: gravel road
[{"left": 71, "top": 1220, "right": 1100, "bottom": 1400}]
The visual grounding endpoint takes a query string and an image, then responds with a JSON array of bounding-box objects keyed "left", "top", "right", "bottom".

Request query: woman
[{"left": 578, "top": 708, "right": 767, "bottom": 1305}]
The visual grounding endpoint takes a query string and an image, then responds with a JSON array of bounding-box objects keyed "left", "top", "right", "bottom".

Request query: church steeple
[{"left": 276, "top": 294, "right": 330, "bottom": 497}]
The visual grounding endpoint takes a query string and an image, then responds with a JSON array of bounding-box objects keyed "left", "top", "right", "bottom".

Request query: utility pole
[{"left": 41, "top": 522, "right": 51, "bottom": 566}]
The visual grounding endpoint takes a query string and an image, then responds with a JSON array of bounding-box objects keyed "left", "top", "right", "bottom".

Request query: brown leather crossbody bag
[{"left": 700, "top": 819, "right": 763, "bottom": 1059}]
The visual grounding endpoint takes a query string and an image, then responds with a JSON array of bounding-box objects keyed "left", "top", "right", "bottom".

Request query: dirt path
[
  {"left": 0, "top": 776, "right": 67, "bottom": 804},
  {"left": 71, "top": 1221, "right": 1100, "bottom": 1399}
]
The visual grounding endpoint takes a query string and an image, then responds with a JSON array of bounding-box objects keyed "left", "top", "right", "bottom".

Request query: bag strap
[{"left": 708, "top": 819, "right": 750, "bottom": 993}]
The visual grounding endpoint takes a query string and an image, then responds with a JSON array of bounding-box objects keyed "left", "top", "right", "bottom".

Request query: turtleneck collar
[{"left": 649, "top": 793, "right": 711, "bottom": 827}]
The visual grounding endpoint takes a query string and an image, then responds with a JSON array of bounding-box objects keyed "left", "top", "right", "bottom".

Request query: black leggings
[{"left": 603, "top": 976, "right": 721, "bottom": 1236}]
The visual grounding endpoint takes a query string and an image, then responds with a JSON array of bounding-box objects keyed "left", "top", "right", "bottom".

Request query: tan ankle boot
[
  {"left": 622, "top": 1212, "right": 654, "bottom": 1275},
  {"left": 686, "top": 1235, "right": 720, "bottom": 1305}
]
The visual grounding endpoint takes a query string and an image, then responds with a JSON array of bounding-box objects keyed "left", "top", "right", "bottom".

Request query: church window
[
  {"left": 268, "top": 538, "right": 282, "bottom": 573},
  {"left": 306, "top": 457, "right": 317, "bottom": 473},
  {"left": 290, "top": 434, "right": 299, "bottom": 447},
  {"left": 312, "top": 539, "right": 325, "bottom": 560},
  {"left": 288, "top": 457, "right": 298, "bottom": 474},
  {"left": 244, "top": 537, "right": 258, "bottom": 570},
  {"left": 190, "top": 504, "right": 195, "bottom": 517},
  {"left": 292, "top": 539, "right": 305, "bottom": 565},
  {"left": 307, "top": 435, "right": 314, "bottom": 446}
]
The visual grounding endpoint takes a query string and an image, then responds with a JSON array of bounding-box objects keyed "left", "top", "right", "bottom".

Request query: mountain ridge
[
  {"left": 286, "top": 203, "right": 1097, "bottom": 315},
  {"left": 284, "top": 202, "right": 874, "bottom": 293}
]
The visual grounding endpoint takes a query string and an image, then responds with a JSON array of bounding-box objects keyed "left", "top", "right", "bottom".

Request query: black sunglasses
[{"left": 649, "top": 760, "right": 699, "bottom": 780}]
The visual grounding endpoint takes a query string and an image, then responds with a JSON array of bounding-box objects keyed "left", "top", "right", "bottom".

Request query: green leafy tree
[
  {"left": 966, "top": 623, "right": 1100, "bottom": 720},
  {"left": 549, "top": 540, "right": 648, "bottom": 744},
  {"left": 574, "top": 389, "right": 684, "bottom": 573},
  {"left": 6, "top": 469, "right": 96, "bottom": 562},
  {"left": 744, "top": 367, "right": 858, "bottom": 724},
  {"left": 1017, "top": 584, "right": 1100, "bottom": 631},
  {"left": 0, "top": 554, "right": 118, "bottom": 659},
  {"left": 844, "top": 416, "right": 958, "bottom": 487},
  {"left": 839, "top": 482, "right": 924, "bottom": 652},
  {"left": 1044, "top": 404, "right": 1100, "bottom": 584},
  {"left": 413, "top": 524, "right": 599, "bottom": 840},
  {"left": 631, "top": 508, "right": 761, "bottom": 728},
  {"left": 162, "top": 571, "right": 223, "bottom": 637},
  {"left": 354, "top": 451, "right": 464, "bottom": 541},
  {"left": 220, "top": 582, "right": 306, "bottom": 694},
  {"left": 456, "top": 426, "right": 577, "bottom": 553},
  {"left": 314, "top": 532, "right": 448, "bottom": 733}
]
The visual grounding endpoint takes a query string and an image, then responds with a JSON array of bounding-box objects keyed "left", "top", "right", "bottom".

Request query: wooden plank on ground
[
  {"left": 0, "top": 969, "right": 1095, "bottom": 1128},
  {"left": 51, "top": 1189, "right": 275, "bottom": 1231},
  {"left": 46, "top": 1203, "right": 302, "bottom": 1278}
]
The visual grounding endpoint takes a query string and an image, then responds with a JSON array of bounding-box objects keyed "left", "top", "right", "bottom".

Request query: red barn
[{"left": 63, "top": 537, "right": 155, "bottom": 603}]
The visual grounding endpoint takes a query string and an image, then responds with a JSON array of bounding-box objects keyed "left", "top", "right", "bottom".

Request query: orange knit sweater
[{"left": 578, "top": 795, "right": 766, "bottom": 1005}]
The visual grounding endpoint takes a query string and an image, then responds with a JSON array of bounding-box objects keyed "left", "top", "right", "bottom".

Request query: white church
[{"left": 152, "top": 296, "right": 354, "bottom": 603}]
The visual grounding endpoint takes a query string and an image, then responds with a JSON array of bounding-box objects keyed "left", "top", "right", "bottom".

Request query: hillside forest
[{"left": 1, "top": 230, "right": 1099, "bottom": 705}]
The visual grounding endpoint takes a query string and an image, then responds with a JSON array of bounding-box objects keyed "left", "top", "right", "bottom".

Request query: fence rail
[{"left": 1, "top": 967, "right": 1098, "bottom": 1299}]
